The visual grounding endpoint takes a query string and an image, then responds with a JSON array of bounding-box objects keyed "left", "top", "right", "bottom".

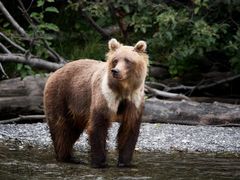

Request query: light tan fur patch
[
  {"left": 101, "top": 73, "right": 144, "bottom": 113},
  {"left": 101, "top": 73, "right": 120, "bottom": 113}
]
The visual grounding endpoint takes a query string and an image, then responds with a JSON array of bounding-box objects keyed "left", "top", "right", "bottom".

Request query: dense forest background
[{"left": 1, "top": 0, "right": 240, "bottom": 101}]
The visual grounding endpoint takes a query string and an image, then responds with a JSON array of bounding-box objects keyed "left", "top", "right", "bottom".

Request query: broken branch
[
  {"left": 0, "top": 42, "right": 11, "bottom": 54},
  {"left": 16, "top": 0, "right": 66, "bottom": 63},
  {"left": 0, "top": 54, "right": 63, "bottom": 71},
  {"left": 147, "top": 74, "right": 240, "bottom": 95},
  {"left": 78, "top": 2, "right": 110, "bottom": 39},
  {"left": 0, "top": 115, "right": 45, "bottom": 124},
  {"left": 0, "top": 1, "right": 29, "bottom": 38},
  {"left": 108, "top": 2, "right": 128, "bottom": 40},
  {"left": 145, "top": 85, "right": 191, "bottom": 101},
  {"left": 0, "top": 32, "right": 26, "bottom": 53},
  {"left": 1, "top": 1, "right": 66, "bottom": 63}
]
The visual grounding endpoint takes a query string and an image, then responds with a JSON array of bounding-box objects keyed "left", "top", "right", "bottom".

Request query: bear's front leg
[
  {"left": 89, "top": 111, "right": 109, "bottom": 168},
  {"left": 117, "top": 118, "right": 141, "bottom": 168}
]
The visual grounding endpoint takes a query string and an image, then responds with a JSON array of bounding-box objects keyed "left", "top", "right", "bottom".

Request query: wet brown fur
[{"left": 44, "top": 39, "right": 148, "bottom": 168}]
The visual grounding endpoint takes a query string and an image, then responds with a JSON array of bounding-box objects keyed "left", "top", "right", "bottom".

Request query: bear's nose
[{"left": 111, "top": 68, "right": 119, "bottom": 76}]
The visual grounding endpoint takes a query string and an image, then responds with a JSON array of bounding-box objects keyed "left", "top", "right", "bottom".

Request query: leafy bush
[
  {"left": 59, "top": 0, "right": 240, "bottom": 77},
  {"left": 2, "top": 0, "right": 240, "bottom": 78},
  {"left": 121, "top": 1, "right": 238, "bottom": 76},
  {"left": 0, "top": 0, "right": 60, "bottom": 77}
]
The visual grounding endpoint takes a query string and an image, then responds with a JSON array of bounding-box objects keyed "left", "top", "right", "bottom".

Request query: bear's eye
[
  {"left": 112, "top": 59, "right": 118, "bottom": 66},
  {"left": 124, "top": 58, "right": 132, "bottom": 64}
]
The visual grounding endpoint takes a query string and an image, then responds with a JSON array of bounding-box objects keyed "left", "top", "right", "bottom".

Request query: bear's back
[
  {"left": 45, "top": 59, "right": 105, "bottom": 91},
  {"left": 44, "top": 59, "right": 106, "bottom": 120}
]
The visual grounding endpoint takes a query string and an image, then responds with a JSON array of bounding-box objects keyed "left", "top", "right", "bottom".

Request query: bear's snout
[{"left": 111, "top": 68, "right": 121, "bottom": 79}]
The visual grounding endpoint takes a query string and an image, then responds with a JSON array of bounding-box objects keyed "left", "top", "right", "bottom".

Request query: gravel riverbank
[{"left": 0, "top": 123, "right": 239, "bottom": 153}]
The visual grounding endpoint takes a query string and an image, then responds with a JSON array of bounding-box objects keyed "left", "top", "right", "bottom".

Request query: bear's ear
[
  {"left": 134, "top": 40, "right": 147, "bottom": 53},
  {"left": 108, "top": 38, "right": 121, "bottom": 51}
]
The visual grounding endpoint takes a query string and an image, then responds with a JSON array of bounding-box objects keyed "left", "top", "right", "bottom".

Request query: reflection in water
[{"left": 0, "top": 142, "right": 239, "bottom": 179}]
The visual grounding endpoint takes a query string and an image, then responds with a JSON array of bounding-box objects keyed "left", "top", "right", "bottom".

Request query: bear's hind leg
[{"left": 48, "top": 117, "right": 83, "bottom": 163}]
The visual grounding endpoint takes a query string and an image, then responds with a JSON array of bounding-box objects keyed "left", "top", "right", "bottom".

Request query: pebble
[{"left": 0, "top": 122, "right": 240, "bottom": 153}]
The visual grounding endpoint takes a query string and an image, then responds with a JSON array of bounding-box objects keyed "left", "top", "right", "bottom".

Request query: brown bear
[{"left": 43, "top": 38, "right": 148, "bottom": 168}]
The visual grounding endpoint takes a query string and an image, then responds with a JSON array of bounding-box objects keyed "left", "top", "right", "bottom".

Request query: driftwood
[
  {"left": 0, "top": 115, "right": 45, "bottom": 124},
  {"left": 143, "top": 98, "right": 240, "bottom": 126},
  {"left": 146, "top": 73, "right": 240, "bottom": 94},
  {"left": 1, "top": 75, "right": 240, "bottom": 126},
  {"left": 0, "top": 75, "right": 47, "bottom": 120},
  {"left": 145, "top": 85, "right": 191, "bottom": 101}
]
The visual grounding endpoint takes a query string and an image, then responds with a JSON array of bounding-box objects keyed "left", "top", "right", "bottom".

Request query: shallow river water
[
  {"left": 0, "top": 123, "right": 240, "bottom": 179},
  {"left": 0, "top": 142, "right": 239, "bottom": 180}
]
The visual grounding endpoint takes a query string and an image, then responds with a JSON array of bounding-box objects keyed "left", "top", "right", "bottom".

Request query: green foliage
[
  {"left": 29, "top": 0, "right": 60, "bottom": 59},
  {"left": 54, "top": 31, "right": 106, "bottom": 61},
  {"left": 2, "top": 0, "right": 240, "bottom": 78},
  {"left": 0, "top": 0, "right": 60, "bottom": 77},
  {"left": 226, "top": 28, "right": 240, "bottom": 73},
  {"left": 43, "top": 0, "right": 240, "bottom": 76},
  {"left": 101, "top": 0, "right": 239, "bottom": 77},
  {"left": 16, "top": 64, "right": 35, "bottom": 78},
  {"left": 52, "top": 1, "right": 109, "bottom": 60}
]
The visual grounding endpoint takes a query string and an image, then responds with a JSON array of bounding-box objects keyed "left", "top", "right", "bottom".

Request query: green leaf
[
  {"left": 165, "top": 31, "right": 172, "bottom": 41},
  {"left": 37, "top": 0, "right": 44, "bottom": 7},
  {"left": 30, "top": 12, "right": 43, "bottom": 22},
  {"left": 122, "top": 5, "right": 130, "bottom": 13},
  {"left": 17, "top": 64, "right": 23, "bottom": 71},
  {"left": 194, "top": 7, "right": 200, "bottom": 14},
  {"left": 45, "top": 7, "right": 59, "bottom": 13},
  {"left": 30, "top": 12, "right": 38, "bottom": 18},
  {"left": 47, "top": 0, "right": 55, "bottom": 2},
  {"left": 30, "top": 12, "right": 43, "bottom": 19},
  {"left": 3, "top": 22, "right": 9, "bottom": 28},
  {"left": 45, "top": 23, "right": 59, "bottom": 32}
]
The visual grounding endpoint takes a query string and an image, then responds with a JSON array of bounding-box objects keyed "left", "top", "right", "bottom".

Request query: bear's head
[{"left": 106, "top": 38, "right": 148, "bottom": 90}]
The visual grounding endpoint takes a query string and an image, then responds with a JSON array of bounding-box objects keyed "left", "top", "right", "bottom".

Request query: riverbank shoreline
[{"left": 0, "top": 122, "right": 239, "bottom": 153}]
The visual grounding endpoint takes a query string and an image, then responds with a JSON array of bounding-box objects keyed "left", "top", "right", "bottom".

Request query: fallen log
[
  {"left": 143, "top": 98, "right": 240, "bottom": 126},
  {"left": 1, "top": 75, "right": 240, "bottom": 126},
  {"left": 0, "top": 75, "right": 47, "bottom": 119},
  {"left": 0, "top": 115, "right": 45, "bottom": 124}
]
